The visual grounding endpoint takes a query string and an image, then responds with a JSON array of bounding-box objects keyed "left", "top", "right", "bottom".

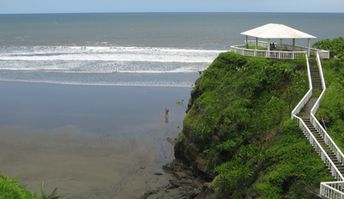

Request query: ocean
[
  {"left": 0, "top": 13, "right": 343, "bottom": 198},
  {"left": 0, "top": 13, "right": 343, "bottom": 87}
]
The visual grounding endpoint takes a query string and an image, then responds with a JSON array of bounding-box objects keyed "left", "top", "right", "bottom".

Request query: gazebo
[
  {"left": 230, "top": 23, "right": 329, "bottom": 59},
  {"left": 242, "top": 23, "right": 315, "bottom": 55}
]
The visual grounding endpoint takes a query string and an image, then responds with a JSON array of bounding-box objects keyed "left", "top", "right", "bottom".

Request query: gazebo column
[
  {"left": 307, "top": 38, "right": 311, "bottom": 56},
  {"left": 245, "top": 35, "right": 248, "bottom": 48},
  {"left": 292, "top": 38, "right": 296, "bottom": 50},
  {"left": 267, "top": 38, "right": 271, "bottom": 58},
  {"left": 255, "top": 37, "right": 258, "bottom": 49}
]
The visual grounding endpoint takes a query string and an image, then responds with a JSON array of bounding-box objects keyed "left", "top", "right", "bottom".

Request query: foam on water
[
  {"left": 0, "top": 46, "right": 220, "bottom": 87},
  {"left": 0, "top": 46, "right": 221, "bottom": 65}
]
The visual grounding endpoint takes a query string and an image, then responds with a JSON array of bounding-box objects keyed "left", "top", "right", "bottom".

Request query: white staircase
[{"left": 291, "top": 52, "right": 344, "bottom": 198}]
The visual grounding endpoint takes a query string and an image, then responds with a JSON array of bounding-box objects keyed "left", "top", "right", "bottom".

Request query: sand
[{"left": 0, "top": 126, "right": 174, "bottom": 198}]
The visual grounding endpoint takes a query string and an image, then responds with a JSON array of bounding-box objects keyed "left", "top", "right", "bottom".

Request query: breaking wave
[{"left": 0, "top": 45, "right": 223, "bottom": 87}]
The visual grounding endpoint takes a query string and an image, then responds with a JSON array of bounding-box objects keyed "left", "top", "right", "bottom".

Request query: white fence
[
  {"left": 291, "top": 55, "right": 313, "bottom": 117},
  {"left": 310, "top": 52, "right": 344, "bottom": 198},
  {"left": 321, "top": 182, "right": 344, "bottom": 199},
  {"left": 231, "top": 45, "right": 306, "bottom": 60},
  {"left": 232, "top": 41, "right": 330, "bottom": 59},
  {"left": 310, "top": 53, "right": 344, "bottom": 166},
  {"left": 291, "top": 52, "right": 344, "bottom": 198}
]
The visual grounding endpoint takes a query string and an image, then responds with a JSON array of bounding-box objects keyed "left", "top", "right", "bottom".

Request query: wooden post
[{"left": 245, "top": 35, "right": 248, "bottom": 48}]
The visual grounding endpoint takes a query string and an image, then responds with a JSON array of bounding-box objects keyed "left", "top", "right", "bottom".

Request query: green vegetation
[
  {"left": 0, "top": 175, "right": 60, "bottom": 199},
  {"left": 175, "top": 52, "right": 332, "bottom": 198},
  {"left": 0, "top": 175, "right": 34, "bottom": 199},
  {"left": 313, "top": 37, "right": 344, "bottom": 60},
  {"left": 315, "top": 38, "right": 344, "bottom": 151}
]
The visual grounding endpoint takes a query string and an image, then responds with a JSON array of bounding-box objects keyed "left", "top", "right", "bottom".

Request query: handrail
[
  {"left": 291, "top": 55, "right": 313, "bottom": 118},
  {"left": 320, "top": 182, "right": 344, "bottom": 198},
  {"left": 310, "top": 52, "right": 344, "bottom": 166},
  {"left": 291, "top": 54, "right": 344, "bottom": 181},
  {"left": 294, "top": 115, "right": 344, "bottom": 180},
  {"left": 291, "top": 90, "right": 312, "bottom": 118},
  {"left": 317, "top": 51, "right": 327, "bottom": 91},
  {"left": 290, "top": 51, "right": 344, "bottom": 198}
]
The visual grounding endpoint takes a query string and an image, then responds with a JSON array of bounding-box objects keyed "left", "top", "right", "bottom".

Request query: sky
[{"left": 0, "top": 0, "right": 343, "bottom": 14}]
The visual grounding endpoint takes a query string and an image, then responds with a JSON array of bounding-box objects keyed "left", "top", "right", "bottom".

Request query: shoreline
[{"left": 0, "top": 79, "right": 195, "bottom": 89}]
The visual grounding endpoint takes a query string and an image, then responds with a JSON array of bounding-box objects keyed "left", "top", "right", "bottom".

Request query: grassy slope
[
  {"left": 175, "top": 52, "right": 332, "bottom": 198},
  {"left": 315, "top": 38, "right": 344, "bottom": 151},
  {"left": 0, "top": 175, "right": 35, "bottom": 199}
]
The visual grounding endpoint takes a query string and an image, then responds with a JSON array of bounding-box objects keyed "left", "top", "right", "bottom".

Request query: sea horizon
[{"left": 1, "top": 11, "right": 344, "bottom": 15}]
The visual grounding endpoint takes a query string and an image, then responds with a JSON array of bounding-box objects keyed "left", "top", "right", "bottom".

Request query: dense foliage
[
  {"left": 315, "top": 38, "right": 344, "bottom": 150},
  {"left": 313, "top": 37, "right": 344, "bottom": 60},
  {"left": 175, "top": 52, "right": 332, "bottom": 198}
]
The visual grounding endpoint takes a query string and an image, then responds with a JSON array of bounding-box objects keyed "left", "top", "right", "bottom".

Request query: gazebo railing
[
  {"left": 241, "top": 41, "right": 330, "bottom": 59},
  {"left": 231, "top": 44, "right": 306, "bottom": 60},
  {"left": 276, "top": 44, "right": 329, "bottom": 59}
]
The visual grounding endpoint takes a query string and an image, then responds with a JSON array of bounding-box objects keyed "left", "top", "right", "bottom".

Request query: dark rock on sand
[{"left": 140, "top": 160, "right": 215, "bottom": 199}]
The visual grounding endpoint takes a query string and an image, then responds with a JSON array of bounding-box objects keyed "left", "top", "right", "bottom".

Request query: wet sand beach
[{"left": 0, "top": 82, "right": 190, "bottom": 198}]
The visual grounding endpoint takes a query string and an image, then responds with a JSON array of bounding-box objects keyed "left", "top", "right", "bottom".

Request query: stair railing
[
  {"left": 291, "top": 54, "right": 344, "bottom": 181},
  {"left": 291, "top": 55, "right": 313, "bottom": 118},
  {"left": 320, "top": 181, "right": 344, "bottom": 198},
  {"left": 310, "top": 52, "right": 344, "bottom": 165},
  {"left": 296, "top": 115, "right": 344, "bottom": 181}
]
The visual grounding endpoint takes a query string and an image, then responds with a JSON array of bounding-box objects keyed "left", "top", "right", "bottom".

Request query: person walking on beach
[{"left": 164, "top": 107, "right": 169, "bottom": 123}]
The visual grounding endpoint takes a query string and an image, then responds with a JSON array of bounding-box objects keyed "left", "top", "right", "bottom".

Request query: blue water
[{"left": 0, "top": 13, "right": 343, "bottom": 87}]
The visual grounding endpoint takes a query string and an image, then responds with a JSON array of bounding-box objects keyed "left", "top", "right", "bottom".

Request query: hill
[{"left": 175, "top": 51, "right": 334, "bottom": 198}]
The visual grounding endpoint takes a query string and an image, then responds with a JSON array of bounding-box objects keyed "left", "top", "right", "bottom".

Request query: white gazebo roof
[{"left": 241, "top": 23, "right": 316, "bottom": 39}]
